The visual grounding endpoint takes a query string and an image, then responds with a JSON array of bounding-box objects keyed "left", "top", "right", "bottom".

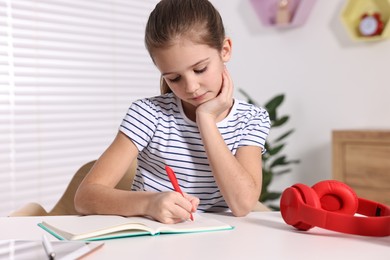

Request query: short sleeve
[
  {"left": 238, "top": 107, "right": 271, "bottom": 154},
  {"left": 119, "top": 99, "right": 158, "bottom": 152}
]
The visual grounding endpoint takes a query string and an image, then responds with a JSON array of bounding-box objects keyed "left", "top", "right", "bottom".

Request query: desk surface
[{"left": 1, "top": 212, "right": 389, "bottom": 259}]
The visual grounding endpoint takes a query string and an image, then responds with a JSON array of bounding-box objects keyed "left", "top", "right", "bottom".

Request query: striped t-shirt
[{"left": 119, "top": 92, "right": 270, "bottom": 212}]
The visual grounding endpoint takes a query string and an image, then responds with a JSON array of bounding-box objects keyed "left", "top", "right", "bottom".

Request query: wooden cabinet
[{"left": 332, "top": 130, "right": 390, "bottom": 206}]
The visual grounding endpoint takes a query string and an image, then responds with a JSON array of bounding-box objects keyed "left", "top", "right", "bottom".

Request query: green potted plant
[{"left": 239, "top": 90, "right": 300, "bottom": 210}]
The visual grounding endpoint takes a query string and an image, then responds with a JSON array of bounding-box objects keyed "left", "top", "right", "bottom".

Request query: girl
[{"left": 75, "top": 0, "right": 271, "bottom": 224}]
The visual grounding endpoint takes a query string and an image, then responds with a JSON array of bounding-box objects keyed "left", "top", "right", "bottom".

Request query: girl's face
[{"left": 152, "top": 37, "right": 232, "bottom": 115}]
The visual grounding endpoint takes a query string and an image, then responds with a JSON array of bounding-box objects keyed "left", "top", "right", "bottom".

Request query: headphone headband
[{"left": 357, "top": 197, "right": 390, "bottom": 217}]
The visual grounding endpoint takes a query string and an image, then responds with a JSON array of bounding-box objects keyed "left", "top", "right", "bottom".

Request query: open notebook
[{"left": 38, "top": 213, "right": 234, "bottom": 241}]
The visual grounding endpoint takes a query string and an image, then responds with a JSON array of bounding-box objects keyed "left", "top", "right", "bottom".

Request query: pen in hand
[
  {"left": 165, "top": 165, "right": 194, "bottom": 221},
  {"left": 42, "top": 234, "right": 56, "bottom": 260}
]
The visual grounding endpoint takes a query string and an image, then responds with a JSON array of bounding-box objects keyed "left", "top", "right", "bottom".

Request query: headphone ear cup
[
  {"left": 312, "top": 180, "right": 358, "bottom": 215},
  {"left": 280, "top": 183, "right": 321, "bottom": 231}
]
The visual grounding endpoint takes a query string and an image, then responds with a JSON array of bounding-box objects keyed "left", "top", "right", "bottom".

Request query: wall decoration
[
  {"left": 341, "top": 0, "right": 390, "bottom": 42},
  {"left": 250, "top": 0, "right": 317, "bottom": 28}
]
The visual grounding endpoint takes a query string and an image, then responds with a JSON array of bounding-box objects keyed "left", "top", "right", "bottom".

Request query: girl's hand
[
  {"left": 183, "top": 192, "right": 200, "bottom": 213},
  {"left": 146, "top": 192, "right": 199, "bottom": 224},
  {"left": 196, "top": 66, "right": 234, "bottom": 122}
]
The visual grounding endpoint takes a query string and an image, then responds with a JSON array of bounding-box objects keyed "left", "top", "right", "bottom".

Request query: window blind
[{"left": 0, "top": 0, "right": 160, "bottom": 216}]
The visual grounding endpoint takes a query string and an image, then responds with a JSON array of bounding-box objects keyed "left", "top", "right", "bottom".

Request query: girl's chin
[
  {"left": 191, "top": 99, "right": 209, "bottom": 107},
  {"left": 182, "top": 92, "right": 216, "bottom": 108},
  {"left": 192, "top": 92, "right": 215, "bottom": 104},
  {"left": 181, "top": 99, "right": 206, "bottom": 113}
]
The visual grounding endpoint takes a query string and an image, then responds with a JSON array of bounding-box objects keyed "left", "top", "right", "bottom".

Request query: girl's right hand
[{"left": 146, "top": 191, "right": 199, "bottom": 224}]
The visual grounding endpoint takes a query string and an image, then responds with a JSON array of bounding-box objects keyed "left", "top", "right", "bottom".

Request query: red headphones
[{"left": 280, "top": 180, "right": 390, "bottom": 237}]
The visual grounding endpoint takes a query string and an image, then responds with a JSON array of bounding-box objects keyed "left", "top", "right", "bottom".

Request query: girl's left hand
[{"left": 196, "top": 66, "right": 234, "bottom": 122}]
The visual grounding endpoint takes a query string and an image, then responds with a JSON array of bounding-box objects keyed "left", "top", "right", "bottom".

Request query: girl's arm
[
  {"left": 197, "top": 117, "right": 262, "bottom": 216},
  {"left": 196, "top": 67, "right": 262, "bottom": 216},
  {"left": 74, "top": 131, "right": 197, "bottom": 223}
]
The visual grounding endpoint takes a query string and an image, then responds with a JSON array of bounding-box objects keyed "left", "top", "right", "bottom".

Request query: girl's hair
[{"left": 145, "top": 0, "right": 226, "bottom": 94}]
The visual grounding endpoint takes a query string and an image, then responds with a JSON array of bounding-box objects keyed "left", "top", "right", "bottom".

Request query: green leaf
[
  {"left": 267, "top": 144, "right": 284, "bottom": 156},
  {"left": 272, "top": 115, "right": 289, "bottom": 127},
  {"left": 268, "top": 110, "right": 277, "bottom": 122},
  {"left": 262, "top": 154, "right": 270, "bottom": 163},
  {"left": 259, "top": 192, "right": 269, "bottom": 201},
  {"left": 275, "top": 129, "right": 294, "bottom": 142},
  {"left": 268, "top": 205, "right": 280, "bottom": 211},
  {"left": 270, "top": 156, "right": 288, "bottom": 168},
  {"left": 264, "top": 94, "right": 284, "bottom": 113},
  {"left": 262, "top": 170, "right": 272, "bottom": 187},
  {"left": 260, "top": 191, "right": 282, "bottom": 202},
  {"left": 274, "top": 169, "right": 292, "bottom": 175},
  {"left": 289, "top": 159, "right": 301, "bottom": 164},
  {"left": 266, "top": 192, "right": 282, "bottom": 200}
]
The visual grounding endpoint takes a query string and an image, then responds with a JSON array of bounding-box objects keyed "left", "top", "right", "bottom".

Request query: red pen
[{"left": 165, "top": 165, "right": 194, "bottom": 221}]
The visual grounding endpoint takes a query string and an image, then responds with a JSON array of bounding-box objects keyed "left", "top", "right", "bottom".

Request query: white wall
[
  {"left": 5, "top": 0, "right": 389, "bottom": 215},
  {"left": 212, "top": 0, "right": 390, "bottom": 192}
]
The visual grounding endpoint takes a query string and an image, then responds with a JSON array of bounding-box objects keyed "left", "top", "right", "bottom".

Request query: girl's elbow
[
  {"left": 231, "top": 209, "right": 250, "bottom": 217},
  {"left": 230, "top": 200, "right": 256, "bottom": 217},
  {"left": 73, "top": 194, "right": 83, "bottom": 214},
  {"left": 73, "top": 189, "right": 90, "bottom": 215}
]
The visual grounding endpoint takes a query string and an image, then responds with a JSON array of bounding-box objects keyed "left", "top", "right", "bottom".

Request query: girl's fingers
[
  {"left": 183, "top": 193, "right": 200, "bottom": 211},
  {"left": 156, "top": 192, "right": 196, "bottom": 223}
]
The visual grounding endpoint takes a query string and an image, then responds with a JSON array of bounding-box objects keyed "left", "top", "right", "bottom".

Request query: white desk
[{"left": 1, "top": 212, "right": 389, "bottom": 259}]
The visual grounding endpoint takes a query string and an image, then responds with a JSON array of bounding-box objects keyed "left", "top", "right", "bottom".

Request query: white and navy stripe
[{"left": 119, "top": 92, "right": 270, "bottom": 212}]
